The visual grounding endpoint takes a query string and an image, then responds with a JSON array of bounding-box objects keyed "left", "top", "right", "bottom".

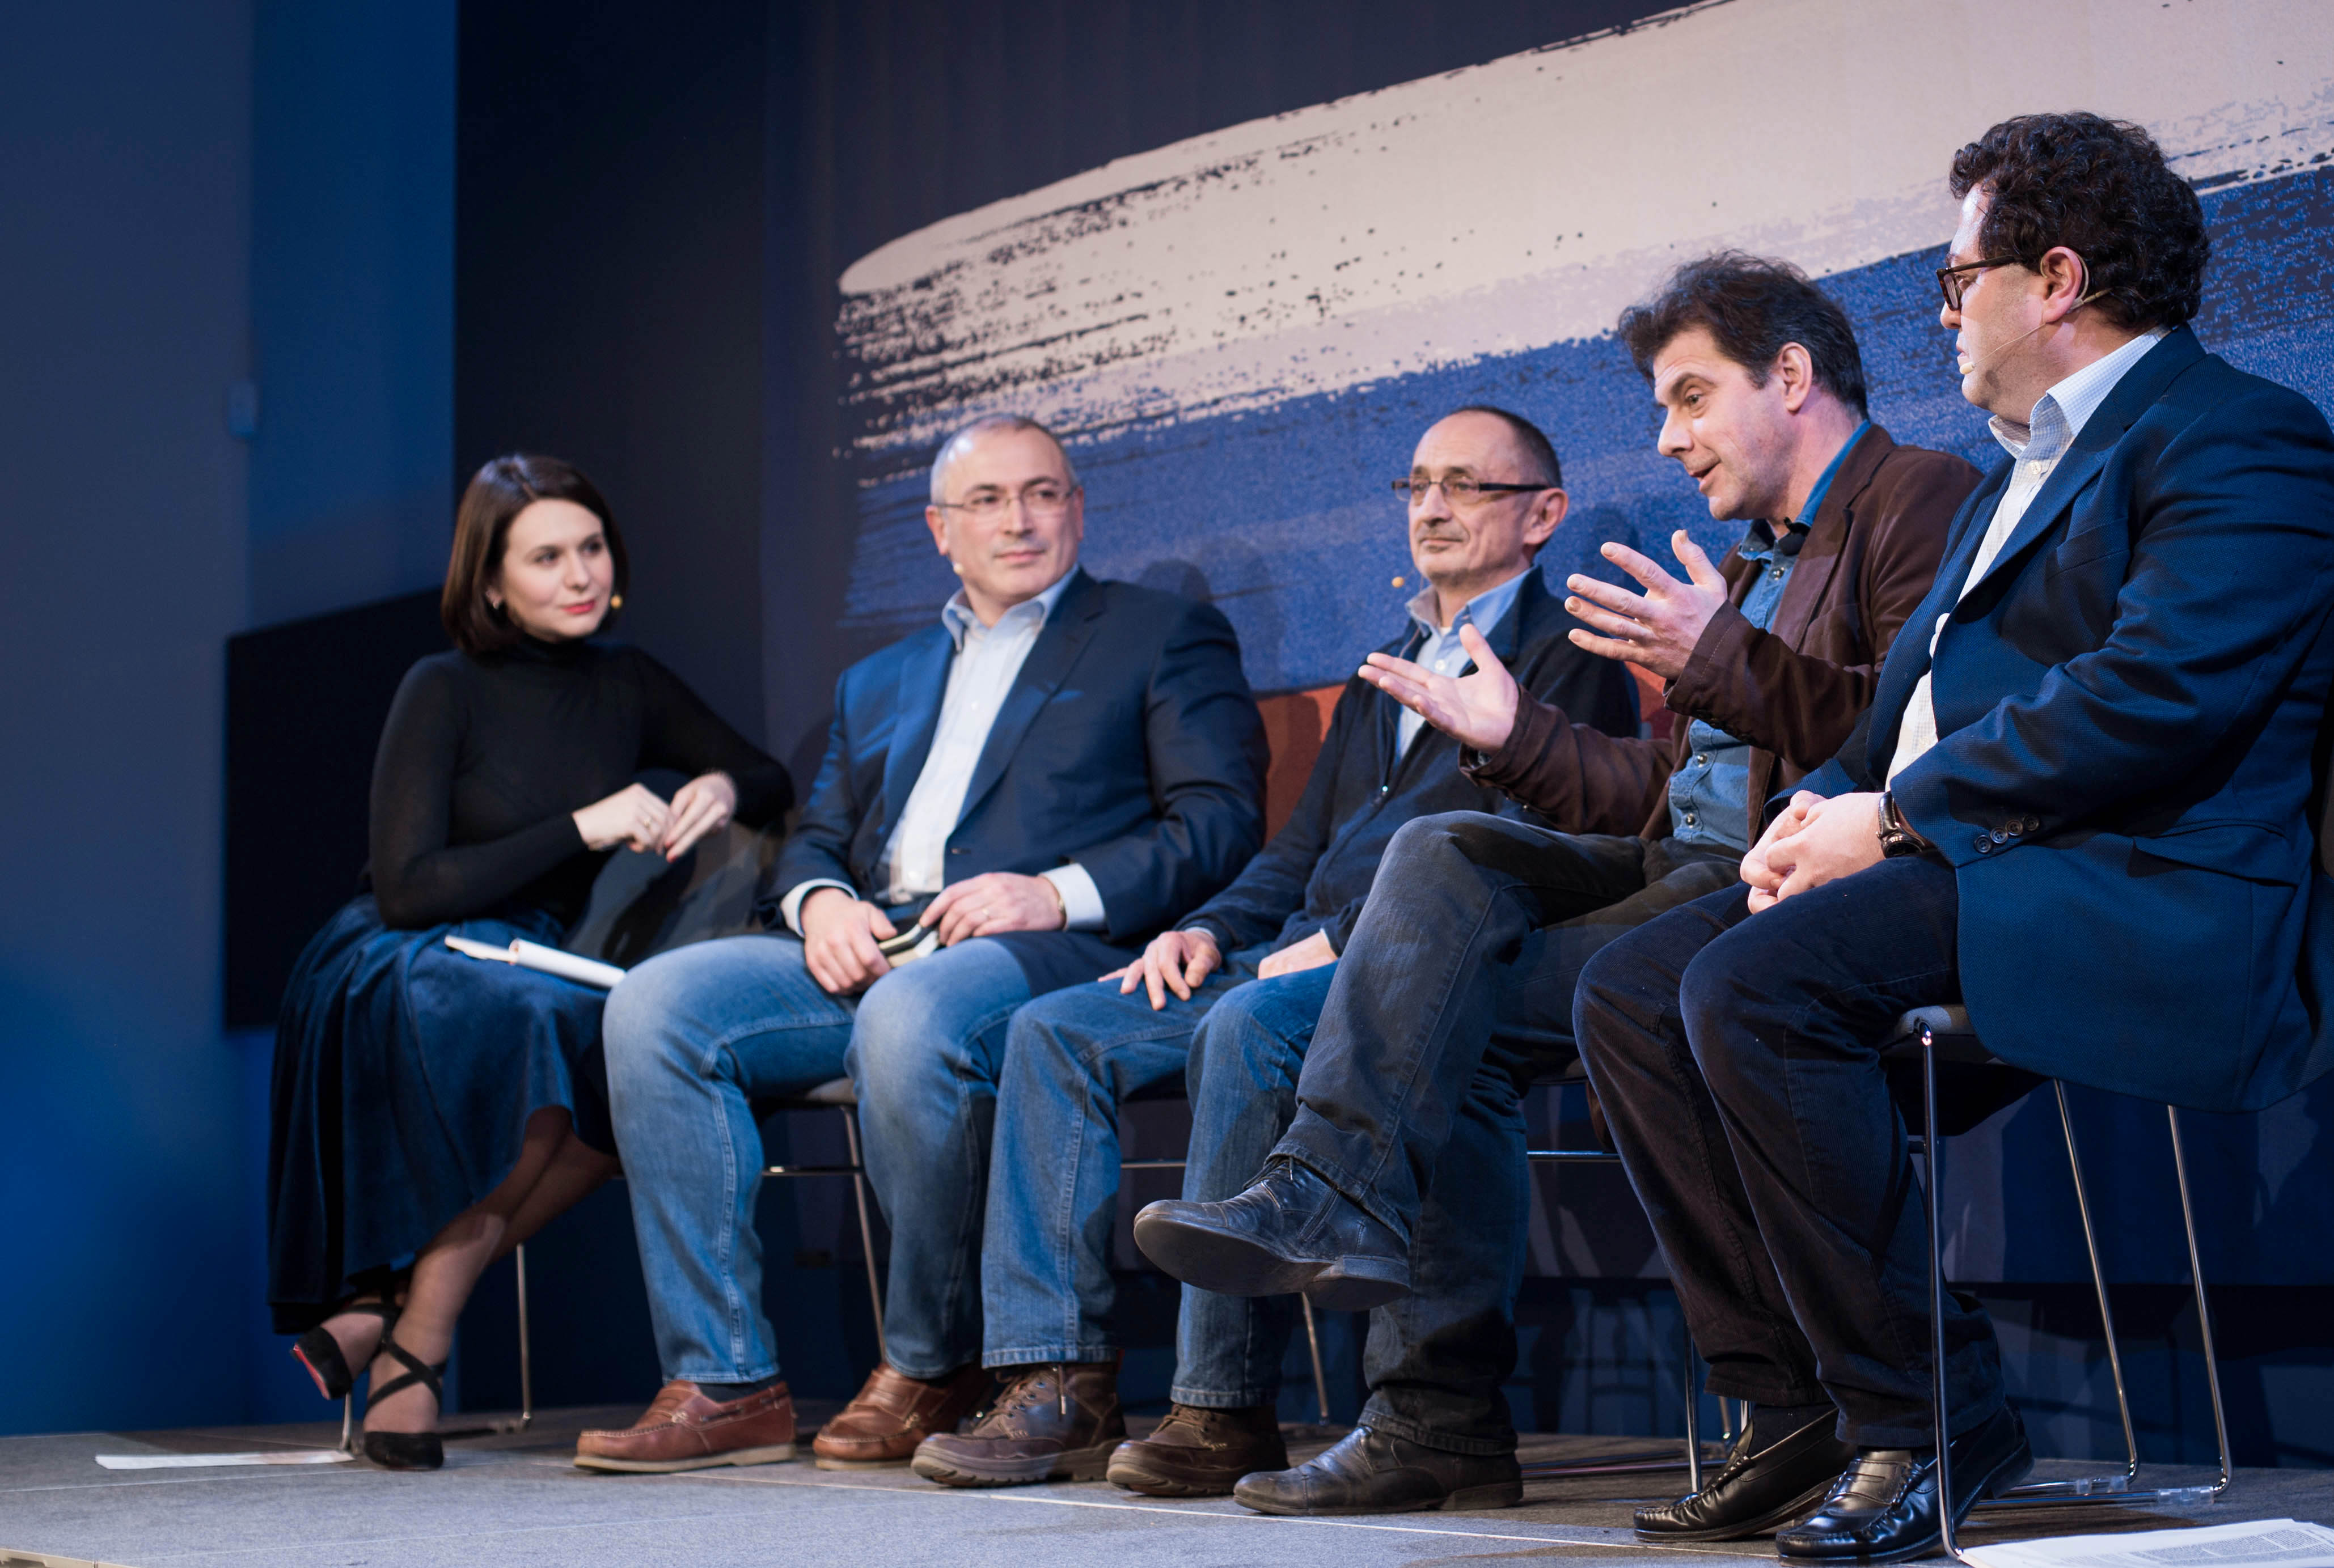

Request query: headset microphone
[{"left": 1956, "top": 259, "right": 2098, "bottom": 382}]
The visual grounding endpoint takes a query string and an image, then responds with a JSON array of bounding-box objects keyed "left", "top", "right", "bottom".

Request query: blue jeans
[
  {"left": 985, "top": 951, "right": 1528, "bottom": 1450},
  {"left": 602, "top": 930, "right": 1031, "bottom": 1383},
  {"left": 982, "top": 952, "right": 1328, "bottom": 1382}
]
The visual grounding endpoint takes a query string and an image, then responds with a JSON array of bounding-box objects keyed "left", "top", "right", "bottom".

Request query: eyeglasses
[
  {"left": 1391, "top": 476, "right": 1550, "bottom": 506},
  {"left": 935, "top": 481, "right": 1078, "bottom": 519},
  {"left": 1935, "top": 256, "right": 2025, "bottom": 311}
]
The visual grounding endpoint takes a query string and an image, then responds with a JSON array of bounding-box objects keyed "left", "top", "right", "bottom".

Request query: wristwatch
[{"left": 1876, "top": 791, "right": 1931, "bottom": 859}]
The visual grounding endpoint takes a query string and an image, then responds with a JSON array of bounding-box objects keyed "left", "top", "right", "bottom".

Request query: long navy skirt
[{"left": 267, "top": 895, "right": 614, "bottom": 1333}]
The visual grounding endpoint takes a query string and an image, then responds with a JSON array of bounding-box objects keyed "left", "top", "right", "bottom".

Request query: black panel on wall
[
  {"left": 456, "top": 0, "right": 768, "bottom": 742},
  {"left": 224, "top": 591, "right": 447, "bottom": 1027}
]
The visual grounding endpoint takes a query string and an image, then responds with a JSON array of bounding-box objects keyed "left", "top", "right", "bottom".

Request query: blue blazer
[
  {"left": 766, "top": 568, "right": 1269, "bottom": 994},
  {"left": 1803, "top": 327, "right": 2334, "bottom": 1112}
]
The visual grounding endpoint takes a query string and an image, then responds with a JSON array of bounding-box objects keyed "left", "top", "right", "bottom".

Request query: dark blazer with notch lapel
[
  {"left": 1800, "top": 327, "right": 2334, "bottom": 1112},
  {"left": 1178, "top": 570, "right": 1639, "bottom": 959},
  {"left": 765, "top": 567, "right": 1269, "bottom": 995}
]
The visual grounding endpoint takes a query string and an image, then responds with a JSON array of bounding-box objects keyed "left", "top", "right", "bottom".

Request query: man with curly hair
[{"left": 1572, "top": 112, "right": 2334, "bottom": 1561}]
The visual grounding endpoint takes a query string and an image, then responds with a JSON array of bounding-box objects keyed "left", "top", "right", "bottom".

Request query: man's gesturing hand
[
  {"left": 1744, "top": 791, "right": 1886, "bottom": 912},
  {"left": 800, "top": 887, "right": 896, "bottom": 995},
  {"left": 921, "top": 871, "right": 1067, "bottom": 948},
  {"left": 1565, "top": 530, "right": 1730, "bottom": 680},
  {"left": 1104, "top": 927, "right": 1221, "bottom": 1010},
  {"left": 1358, "top": 622, "right": 1519, "bottom": 754}
]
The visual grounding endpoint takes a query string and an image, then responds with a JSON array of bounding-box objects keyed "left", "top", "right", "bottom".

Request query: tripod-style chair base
[
  {"left": 502, "top": 1075, "right": 886, "bottom": 1435},
  {"left": 1894, "top": 1005, "right": 2231, "bottom": 1562},
  {"left": 1518, "top": 1066, "right": 1726, "bottom": 1491}
]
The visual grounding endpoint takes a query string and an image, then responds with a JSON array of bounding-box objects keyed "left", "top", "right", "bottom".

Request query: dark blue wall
[{"left": 0, "top": 0, "right": 454, "bottom": 1437}]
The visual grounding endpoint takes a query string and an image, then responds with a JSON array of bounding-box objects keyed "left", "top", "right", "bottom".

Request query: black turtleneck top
[{"left": 366, "top": 637, "right": 792, "bottom": 930}]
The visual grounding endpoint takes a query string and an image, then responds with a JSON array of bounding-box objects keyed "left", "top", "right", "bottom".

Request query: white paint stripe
[
  {"left": 838, "top": 0, "right": 2334, "bottom": 455},
  {"left": 93, "top": 1450, "right": 350, "bottom": 1470}
]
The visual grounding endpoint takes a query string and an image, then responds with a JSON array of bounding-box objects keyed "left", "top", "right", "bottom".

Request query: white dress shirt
[
  {"left": 779, "top": 570, "right": 1106, "bottom": 934},
  {"left": 1886, "top": 328, "right": 2168, "bottom": 783},
  {"left": 1397, "top": 573, "right": 1528, "bottom": 757}
]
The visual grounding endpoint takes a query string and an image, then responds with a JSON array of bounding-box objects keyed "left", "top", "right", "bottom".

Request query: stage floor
[{"left": 5, "top": 1404, "right": 2325, "bottom": 1567}]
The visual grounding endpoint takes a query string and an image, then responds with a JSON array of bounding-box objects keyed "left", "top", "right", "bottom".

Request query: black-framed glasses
[
  {"left": 935, "top": 481, "right": 1079, "bottom": 519},
  {"left": 1935, "top": 256, "right": 2025, "bottom": 311},
  {"left": 1392, "top": 476, "right": 1550, "bottom": 506}
]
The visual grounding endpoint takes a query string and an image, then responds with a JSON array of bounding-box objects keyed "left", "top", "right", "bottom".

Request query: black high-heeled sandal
[
  {"left": 360, "top": 1327, "right": 448, "bottom": 1471},
  {"left": 290, "top": 1278, "right": 405, "bottom": 1401}
]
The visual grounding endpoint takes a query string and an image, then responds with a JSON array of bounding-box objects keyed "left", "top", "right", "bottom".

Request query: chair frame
[
  {"left": 490, "top": 1080, "right": 886, "bottom": 1438},
  {"left": 1518, "top": 1071, "right": 1719, "bottom": 1491},
  {"left": 1901, "top": 1009, "right": 2232, "bottom": 1563},
  {"left": 500, "top": 1077, "right": 1341, "bottom": 1431}
]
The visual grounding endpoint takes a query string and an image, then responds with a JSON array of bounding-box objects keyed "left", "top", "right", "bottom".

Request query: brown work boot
[
  {"left": 811, "top": 1362, "right": 991, "bottom": 1470},
  {"left": 1106, "top": 1402, "right": 1288, "bottom": 1496},
  {"left": 573, "top": 1379, "right": 797, "bottom": 1473},
  {"left": 911, "top": 1361, "right": 1126, "bottom": 1487}
]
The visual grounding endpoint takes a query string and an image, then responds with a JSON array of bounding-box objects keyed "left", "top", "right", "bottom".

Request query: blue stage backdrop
[{"left": 794, "top": 0, "right": 2334, "bottom": 1346}]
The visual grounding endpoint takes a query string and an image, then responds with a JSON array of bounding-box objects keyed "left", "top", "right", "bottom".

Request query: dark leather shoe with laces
[
  {"left": 1232, "top": 1425, "right": 1522, "bottom": 1516},
  {"left": 1776, "top": 1405, "right": 2032, "bottom": 1562},
  {"left": 1106, "top": 1403, "right": 1288, "bottom": 1496},
  {"left": 1133, "top": 1156, "right": 1411, "bottom": 1311},
  {"left": 911, "top": 1362, "right": 1126, "bottom": 1486},
  {"left": 1634, "top": 1411, "right": 1854, "bottom": 1542}
]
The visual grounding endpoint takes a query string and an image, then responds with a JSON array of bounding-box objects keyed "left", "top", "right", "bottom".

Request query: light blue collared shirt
[{"left": 1398, "top": 572, "right": 1528, "bottom": 756}]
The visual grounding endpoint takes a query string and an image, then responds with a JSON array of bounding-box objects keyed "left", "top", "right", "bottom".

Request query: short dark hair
[
  {"left": 1445, "top": 404, "right": 1563, "bottom": 489},
  {"left": 1949, "top": 112, "right": 2209, "bottom": 332},
  {"left": 1617, "top": 252, "right": 1868, "bottom": 417},
  {"left": 442, "top": 454, "right": 627, "bottom": 655}
]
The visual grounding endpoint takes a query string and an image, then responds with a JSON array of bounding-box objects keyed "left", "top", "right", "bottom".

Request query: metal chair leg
[
  {"left": 339, "top": 1394, "right": 354, "bottom": 1455},
  {"left": 842, "top": 1105, "right": 889, "bottom": 1366},
  {"left": 1921, "top": 1032, "right": 1972, "bottom": 1563},
  {"left": 2168, "top": 1107, "right": 2234, "bottom": 1500},
  {"left": 515, "top": 1241, "right": 534, "bottom": 1432},
  {"left": 1297, "top": 1294, "right": 1332, "bottom": 1425},
  {"left": 1682, "top": 1317, "right": 1703, "bottom": 1495}
]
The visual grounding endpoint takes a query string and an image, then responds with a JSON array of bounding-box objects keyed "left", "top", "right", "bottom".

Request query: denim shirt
[{"left": 1667, "top": 421, "right": 1868, "bottom": 850}]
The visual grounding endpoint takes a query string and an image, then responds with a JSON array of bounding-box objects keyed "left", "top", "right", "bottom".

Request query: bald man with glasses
[{"left": 580, "top": 414, "right": 1267, "bottom": 1475}]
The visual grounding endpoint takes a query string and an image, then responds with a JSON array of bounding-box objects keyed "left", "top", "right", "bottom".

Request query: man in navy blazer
[
  {"left": 1574, "top": 115, "right": 2334, "bottom": 1562},
  {"left": 580, "top": 415, "right": 1266, "bottom": 1474}
]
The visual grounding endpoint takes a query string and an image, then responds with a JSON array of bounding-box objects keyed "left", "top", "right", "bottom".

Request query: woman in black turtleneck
[{"left": 268, "top": 454, "right": 791, "bottom": 1470}]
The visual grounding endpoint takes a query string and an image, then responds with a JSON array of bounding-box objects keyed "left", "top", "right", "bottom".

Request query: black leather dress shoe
[
  {"left": 1233, "top": 1426, "right": 1523, "bottom": 1516},
  {"left": 1634, "top": 1411, "right": 1854, "bottom": 1542},
  {"left": 1776, "top": 1405, "right": 2032, "bottom": 1562},
  {"left": 1132, "top": 1156, "right": 1411, "bottom": 1311}
]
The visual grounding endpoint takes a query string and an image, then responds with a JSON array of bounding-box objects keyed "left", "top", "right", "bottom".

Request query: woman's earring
[{"left": 610, "top": 592, "right": 624, "bottom": 609}]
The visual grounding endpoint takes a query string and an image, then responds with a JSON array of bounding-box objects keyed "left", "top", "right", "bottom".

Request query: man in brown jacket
[{"left": 1135, "top": 253, "right": 1978, "bottom": 1515}]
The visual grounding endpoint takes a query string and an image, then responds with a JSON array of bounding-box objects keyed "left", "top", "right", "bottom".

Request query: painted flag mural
[{"left": 828, "top": 0, "right": 2334, "bottom": 699}]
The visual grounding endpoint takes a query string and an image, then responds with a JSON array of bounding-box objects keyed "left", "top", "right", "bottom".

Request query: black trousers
[
  {"left": 1574, "top": 859, "right": 2006, "bottom": 1447},
  {"left": 1277, "top": 812, "right": 1740, "bottom": 1232},
  {"left": 1263, "top": 812, "right": 1735, "bottom": 1450}
]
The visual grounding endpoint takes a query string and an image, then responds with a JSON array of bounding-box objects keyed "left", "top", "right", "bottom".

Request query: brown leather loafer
[
  {"left": 1106, "top": 1402, "right": 1288, "bottom": 1496},
  {"left": 574, "top": 1379, "right": 797, "bottom": 1473},
  {"left": 911, "top": 1361, "right": 1126, "bottom": 1487},
  {"left": 811, "top": 1362, "right": 991, "bottom": 1470}
]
